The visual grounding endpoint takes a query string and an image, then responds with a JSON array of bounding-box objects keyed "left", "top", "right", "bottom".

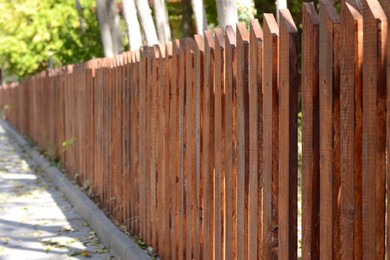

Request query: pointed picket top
[
  {"left": 226, "top": 25, "right": 237, "bottom": 47},
  {"left": 165, "top": 41, "right": 173, "bottom": 58},
  {"left": 250, "top": 19, "right": 263, "bottom": 41},
  {"left": 320, "top": 0, "right": 341, "bottom": 24},
  {"left": 346, "top": 2, "right": 362, "bottom": 20},
  {"left": 363, "top": 0, "right": 387, "bottom": 20},
  {"left": 194, "top": 34, "right": 204, "bottom": 53},
  {"left": 279, "top": 9, "right": 298, "bottom": 34},
  {"left": 204, "top": 31, "right": 215, "bottom": 52},
  {"left": 152, "top": 45, "right": 160, "bottom": 59},
  {"left": 173, "top": 39, "right": 180, "bottom": 56},
  {"left": 237, "top": 22, "right": 249, "bottom": 43},
  {"left": 302, "top": 2, "right": 319, "bottom": 25},
  {"left": 263, "top": 13, "right": 279, "bottom": 36}
]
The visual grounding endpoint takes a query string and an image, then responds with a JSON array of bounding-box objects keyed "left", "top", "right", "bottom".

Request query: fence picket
[
  {"left": 262, "top": 13, "right": 279, "bottom": 260},
  {"left": 319, "top": 0, "right": 341, "bottom": 258},
  {"left": 249, "top": 19, "right": 263, "bottom": 260},
  {"left": 301, "top": 3, "right": 320, "bottom": 260},
  {"left": 340, "top": 3, "right": 363, "bottom": 259},
  {"left": 278, "top": 9, "right": 299, "bottom": 260},
  {"left": 214, "top": 28, "right": 224, "bottom": 260},
  {"left": 362, "top": 0, "right": 387, "bottom": 258}
]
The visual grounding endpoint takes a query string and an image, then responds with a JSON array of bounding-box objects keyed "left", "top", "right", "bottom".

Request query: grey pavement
[{"left": 0, "top": 125, "right": 116, "bottom": 260}]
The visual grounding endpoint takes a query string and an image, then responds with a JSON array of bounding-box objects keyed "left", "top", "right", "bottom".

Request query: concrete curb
[{"left": 0, "top": 119, "right": 150, "bottom": 260}]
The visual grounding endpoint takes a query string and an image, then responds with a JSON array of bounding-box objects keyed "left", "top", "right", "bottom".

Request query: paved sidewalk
[{"left": 0, "top": 125, "right": 116, "bottom": 260}]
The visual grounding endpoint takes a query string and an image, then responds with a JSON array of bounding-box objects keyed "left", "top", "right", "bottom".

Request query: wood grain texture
[
  {"left": 319, "top": 0, "right": 341, "bottom": 258},
  {"left": 224, "top": 25, "right": 237, "bottom": 260},
  {"left": 249, "top": 19, "right": 263, "bottom": 260},
  {"left": 193, "top": 34, "right": 203, "bottom": 260},
  {"left": 278, "top": 9, "right": 298, "bottom": 260},
  {"left": 214, "top": 28, "right": 225, "bottom": 260},
  {"left": 236, "top": 22, "right": 249, "bottom": 260},
  {"left": 178, "top": 39, "right": 186, "bottom": 260},
  {"left": 203, "top": 30, "right": 215, "bottom": 260},
  {"left": 340, "top": 3, "right": 362, "bottom": 259},
  {"left": 362, "top": 0, "right": 387, "bottom": 258},
  {"left": 171, "top": 39, "right": 180, "bottom": 260},
  {"left": 262, "top": 13, "right": 279, "bottom": 260},
  {"left": 301, "top": 4, "right": 320, "bottom": 259}
]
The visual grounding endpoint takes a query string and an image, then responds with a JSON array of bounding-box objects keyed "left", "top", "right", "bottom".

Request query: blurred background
[{"left": 0, "top": 0, "right": 303, "bottom": 82}]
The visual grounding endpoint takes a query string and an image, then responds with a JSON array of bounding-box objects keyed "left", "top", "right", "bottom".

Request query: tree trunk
[
  {"left": 181, "top": 0, "right": 193, "bottom": 37},
  {"left": 122, "top": 0, "right": 142, "bottom": 50},
  {"left": 107, "top": 0, "right": 123, "bottom": 54},
  {"left": 153, "top": 0, "right": 171, "bottom": 44},
  {"left": 96, "top": 0, "right": 123, "bottom": 57},
  {"left": 191, "top": 0, "right": 207, "bottom": 35},
  {"left": 75, "top": 0, "right": 86, "bottom": 34},
  {"left": 134, "top": 0, "right": 159, "bottom": 46},
  {"left": 215, "top": 0, "right": 238, "bottom": 31}
]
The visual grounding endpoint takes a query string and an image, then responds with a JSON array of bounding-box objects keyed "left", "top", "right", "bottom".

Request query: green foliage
[{"left": 0, "top": 0, "right": 103, "bottom": 80}]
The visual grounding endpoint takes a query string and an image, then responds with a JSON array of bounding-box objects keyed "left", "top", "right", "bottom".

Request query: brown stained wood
[
  {"left": 278, "top": 9, "right": 298, "bottom": 260},
  {"left": 262, "top": 13, "right": 279, "bottom": 260},
  {"left": 146, "top": 47, "right": 154, "bottom": 245},
  {"left": 185, "top": 38, "right": 195, "bottom": 260},
  {"left": 249, "top": 19, "right": 263, "bottom": 260},
  {"left": 340, "top": 3, "right": 362, "bottom": 259},
  {"left": 170, "top": 39, "right": 180, "bottom": 260},
  {"left": 319, "top": 0, "right": 341, "bottom": 258},
  {"left": 139, "top": 48, "right": 147, "bottom": 242},
  {"left": 133, "top": 51, "right": 141, "bottom": 237},
  {"left": 203, "top": 30, "right": 215, "bottom": 260},
  {"left": 151, "top": 45, "right": 159, "bottom": 250},
  {"left": 224, "top": 25, "right": 237, "bottom": 260},
  {"left": 362, "top": 0, "right": 387, "bottom": 258},
  {"left": 157, "top": 44, "right": 166, "bottom": 257},
  {"left": 214, "top": 28, "right": 224, "bottom": 260},
  {"left": 193, "top": 34, "right": 203, "bottom": 260},
  {"left": 178, "top": 39, "right": 186, "bottom": 260},
  {"left": 164, "top": 42, "right": 172, "bottom": 259},
  {"left": 236, "top": 22, "right": 249, "bottom": 260},
  {"left": 301, "top": 3, "right": 320, "bottom": 260}
]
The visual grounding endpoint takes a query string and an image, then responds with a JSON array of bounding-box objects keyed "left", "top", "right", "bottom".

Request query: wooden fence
[{"left": 0, "top": 0, "right": 389, "bottom": 258}]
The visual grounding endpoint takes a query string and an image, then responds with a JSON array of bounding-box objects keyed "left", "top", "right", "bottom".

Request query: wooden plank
[
  {"left": 301, "top": 3, "right": 320, "bottom": 260},
  {"left": 178, "top": 39, "right": 186, "bottom": 260},
  {"left": 224, "top": 25, "right": 237, "bottom": 260},
  {"left": 262, "top": 13, "right": 279, "bottom": 260},
  {"left": 248, "top": 19, "right": 263, "bottom": 260},
  {"left": 139, "top": 48, "right": 147, "bottom": 242},
  {"left": 170, "top": 40, "right": 180, "bottom": 260},
  {"left": 340, "top": 3, "right": 362, "bottom": 259},
  {"left": 151, "top": 45, "right": 159, "bottom": 250},
  {"left": 185, "top": 38, "right": 195, "bottom": 260},
  {"left": 236, "top": 22, "right": 249, "bottom": 260},
  {"left": 319, "top": 0, "right": 341, "bottom": 258},
  {"left": 157, "top": 44, "right": 165, "bottom": 256},
  {"left": 193, "top": 34, "right": 203, "bottom": 260},
  {"left": 362, "top": 0, "right": 387, "bottom": 258},
  {"left": 203, "top": 30, "right": 215, "bottom": 260},
  {"left": 213, "top": 28, "right": 224, "bottom": 260},
  {"left": 278, "top": 9, "right": 298, "bottom": 260}
]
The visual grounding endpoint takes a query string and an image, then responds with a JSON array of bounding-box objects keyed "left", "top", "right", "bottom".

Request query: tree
[
  {"left": 96, "top": 0, "right": 123, "bottom": 57},
  {"left": 181, "top": 0, "right": 193, "bottom": 37},
  {"left": 153, "top": 0, "right": 171, "bottom": 44},
  {"left": 0, "top": 0, "right": 103, "bottom": 79},
  {"left": 237, "top": 0, "right": 256, "bottom": 25},
  {"left": 191, "top": 0, "right": 208, "bottom": 35},
  {"left": 134, "top": 0, "right": 159, "bottom": 46},
  {"left": 215, "top": 0, "right": 238, "bottom": 30},
  {"left": 122, "top": 0, "right": 142, "bottom": 50}
]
